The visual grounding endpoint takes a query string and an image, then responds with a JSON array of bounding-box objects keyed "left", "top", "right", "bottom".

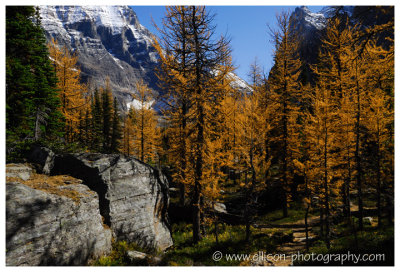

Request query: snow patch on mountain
[
  {"left": 43, "top": 6, "right": 130, "bottom": 35},
  {"left": 321, "top": 6, "right": 354, "bottom": 19},
  {"left": 127, "top": 99, "right": 154, "bottom": 110},
  {"left": 228, "top": 73, "right": 253, "bottom": 93},
  {"left": 294, "top": 6, "right": 327, "bottom": 30},
  {"left": 40, "top": 5, "right": 154, "bottom": 48}
]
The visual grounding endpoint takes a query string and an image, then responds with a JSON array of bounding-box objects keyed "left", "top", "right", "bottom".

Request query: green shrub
[{"left": 92, "top": 241, "right": 147, "bottom": 266}]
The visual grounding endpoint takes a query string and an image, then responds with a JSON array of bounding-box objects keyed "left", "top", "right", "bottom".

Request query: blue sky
[{"left": 132, "top": 5, "right": 325, "bottom": 82}]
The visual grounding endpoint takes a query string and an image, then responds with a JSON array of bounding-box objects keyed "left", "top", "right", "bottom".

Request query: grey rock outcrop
[
  {"left": 29, "top": 147, "right": 173, "bottom": 251},
  {"left": 6, "top": 172, "right": 112, "bottom": 266}
]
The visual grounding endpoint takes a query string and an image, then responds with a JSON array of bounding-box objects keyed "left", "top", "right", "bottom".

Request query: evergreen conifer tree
[
  {"left": 110, "top": 97, "right": 122, "bottom": 153},
  {"left": 6, "top": 6, "right": 63, "bottom": 160}
]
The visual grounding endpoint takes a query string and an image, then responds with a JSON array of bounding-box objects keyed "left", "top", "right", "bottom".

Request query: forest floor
[
  {"left": 248, "top": 215, "right": 320, "bottom": 266},
  {"left": 93, "top": 186, "right": 393, "bottom": 266},
  {"left": 250, "top": 199, "right": 382, "bottom": 266},
  {"left": 273, "top": 216, "right": 319, "bottom": 266}
]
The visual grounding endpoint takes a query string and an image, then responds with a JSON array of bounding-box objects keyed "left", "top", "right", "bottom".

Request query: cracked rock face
[
  {"left": 39, "top": 5, "right": 160, "bottom": 112},
  {"left": 29, "top": 147, "right": 173, "bottom": 251},
  {"left": 6, "top": 171, "right": 112, "bottom": 266}
]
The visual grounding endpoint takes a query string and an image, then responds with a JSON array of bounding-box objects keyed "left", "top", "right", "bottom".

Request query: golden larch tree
[
  {"left": 237, "top": 88, "right": 270, "bottom": 242},
  {"left": 121, "top": 108, "right": 137, "bottom": 156},
  {"left": 153, "top": 6, "right": 194, "bottom": 206},
  {"left": 267, "top": 11, "right": 303, "bottom": 217},
  {"left": 131, "top": 80, "right": 159, "bottom": 163},
  {"left": 48, "top": 38, "right": 87, "bottom": 143},
  {"left": 305, "top": 82, "right": 341, "bottom": 249},
  {"left": 154, "top": 5, "right": 234, "bottom": 243}
]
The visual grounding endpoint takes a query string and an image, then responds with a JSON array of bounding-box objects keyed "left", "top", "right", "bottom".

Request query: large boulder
[
  {"left": 29, "top": 147, "right": 173, "bottom": 251},
  {"left": 6, "top": 167, "right": 112, "bottom": 266}
]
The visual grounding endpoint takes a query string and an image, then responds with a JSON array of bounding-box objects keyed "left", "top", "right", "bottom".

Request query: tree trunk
[
  {"left": 376, "top": 131, "right": 382, "bottom": 228},
  {"left": 141, "top": 112, "right": 144, "bottom": 162},
  {"left": 215, "top": 223, "right": 219, "bottom": 244},
  {"left": 192, "top": 6, "right": 204, "bottom": 244},
  {"left": 212, "top": 201, "right": 219, "bottom": 244},
  {"left": 282, "top": 103, "right": 288, "bottom": 218},
  {"left": 200, "top": 196, "right": 206, "bottom": 236},
  {"left": 179, "top": 183, "right": 186, "bottom": 206},
  {"left": 180, "top": 102, "right": 187, "bottom": 207},
  {"left": 280, "top": 71, "right": 289, "bottom": 218},
  {"left": 385, "top": 191, "right": 393, "bottom": 224},
  {"left": 355, "top": 60, "right": 363, "bottom": 230},
  {"left": 304, "top": 168, "right": 310, "bottom": 252},
  {"left": 305, "top": 204, "right": 310, "bottom": 252},
  {"left": 192, "top": 181, "right": 202, "bottom": 243},
  {"left": 344, "top": 150, "right": 351, "bottom": 223},
  {"left": 34, "top": 109, "right": 41, "bottom": 141},
  {"left": 351, "top": 216, "right": 359, "bottom": 249},
  {"left": 324, "top": 132, "right": 330, "bottom": 249},
  {"left": 320, "top": 206, "right": 324, "bottom": 238},
  {"left": 245, "top": 204, "right": 251, "bottom": 243},
  {"left": 246, "top": 142, "right": 257, "bottom": 243}
]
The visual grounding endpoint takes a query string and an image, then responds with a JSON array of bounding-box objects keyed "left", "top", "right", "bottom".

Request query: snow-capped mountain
[
  {"left": 39, "top": 5, "right": 252, "bottom": 111},
  {"left": 292, "top": 6, "right": 327, "bottom": 31},
  {"left": 39, "top": 5, "right": 159, "bottom": 111},
  {"left": 320, "top": 6, "right": 354, "bottom": 19},
  {"left": 287, "top": 6, "right": 328, "bottom": 81}
]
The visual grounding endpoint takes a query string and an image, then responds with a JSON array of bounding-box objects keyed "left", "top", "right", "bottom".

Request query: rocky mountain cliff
[
  {"left": 39, "top": 6, "right": 159, "bottom": 111},
  {"left": 289, "top": 6, "right": 327, "bottom": 77},
  {"left": 292, "top": 6, "right": 327, "bottom": 31},
  {"left": 39, "top": 5, "right": 252, "bottom": 111}
]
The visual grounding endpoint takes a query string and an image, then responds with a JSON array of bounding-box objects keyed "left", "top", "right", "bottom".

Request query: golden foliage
[
  {"left": 47, "top": 38, "right": 88, "bottom": 143},
  {"left": 121, "top": 80, "right": 159, "bottom": 163}
]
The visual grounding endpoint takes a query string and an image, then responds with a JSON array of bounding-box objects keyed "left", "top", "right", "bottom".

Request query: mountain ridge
[
  {"left": 39, "top": 5, "right": 253, "bottom": 112},
  {"left": 39, "top": 5, "right": 160, "bottom": 111}
]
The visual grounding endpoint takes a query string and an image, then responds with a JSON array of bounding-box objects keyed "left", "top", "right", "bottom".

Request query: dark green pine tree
[
  {"left": 101, "top": 87, "right": 113, "bottom": 153},
  {"left": 110, "top": 98, "right": 122, "bottom": 153},
  {"left": 77, "top": 110, "right": 85, "bottom": 147},
  {"left": 83, "top": 108, "right": 91, "bottom": 148},
  {"left": 6, "top": 6, "right": 64, "bottom": 160},
  {"left": 90, "top": 89, "right": 103, "bottom": 152}
]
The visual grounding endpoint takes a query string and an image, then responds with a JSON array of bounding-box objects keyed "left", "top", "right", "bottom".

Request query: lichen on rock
[{"left": 6, "top": 164, "right": 112, "bottom": 266}]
